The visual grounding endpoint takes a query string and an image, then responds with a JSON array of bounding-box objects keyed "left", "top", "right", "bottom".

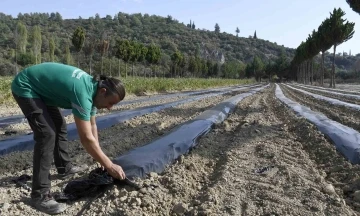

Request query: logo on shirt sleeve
[
  {"left": 71, "top": 102, "right": 86, "bottom": 115},
  {"left": 72, "top": 69, "right": 87, "bottom": 79}
]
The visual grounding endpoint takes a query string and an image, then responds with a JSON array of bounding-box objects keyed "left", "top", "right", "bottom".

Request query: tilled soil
[
  {"left": 290, "top": 84, "right": 360, "bottom": 105},
  {"left": 1, "top": 84, "right": 360, "bottom": 216},
  {"left": 280, "top": 84, "right": 360, "bottom": 133}
]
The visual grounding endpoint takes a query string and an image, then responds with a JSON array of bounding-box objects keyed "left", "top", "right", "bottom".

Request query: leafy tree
[
  {"left": 83, "top": 37, "right": 95, "bottom": 74},
  {"left": 146, "top": 43, "right": 161, "bottom": 76},
  {"left": 346, "top": 0, "right": 360, "bottom": 15},
  {"left": 31, "top": 25, "right": 42, "bottom": 64},
  {"left": 317, "top": 18, "right": 333, "bottom": 86},
  {"left": 114, "top": 39, "right": 132, "bottom": 77},
  {"left": 130, "top": 41, "right": 141, "bottom": 76},
  {"left": 72, "top": 26, "right": 86, "bottom": 67},
  {"left": 236, "top": 27, "right": 240, "bottom": 37},
  {"left": 65, "top": 43, "right": 72, "bottom": 65},
  {"left": 97, "top": 38, "right": 110, "bottom": 73},
  {"left": 253, "top": 55, "right": 264, "bottom": 81},
  {"left": 49, "top": 35, "right": 56, "bottom": 62},
  {"left": 328, "top": 8, "right": 355, "bottom": 88},
  {"left": 215, "top": 23, "right": 220, "bottom": 34},
  {"left": 15, "top": 22, "right": 28, "bottom": 53},
  {"left": 171, "top": 50, "right": 183, "bottom": 77}
]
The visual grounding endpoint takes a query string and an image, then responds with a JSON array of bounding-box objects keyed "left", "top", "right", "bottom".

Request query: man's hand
[{"left": 106, "top": 163, "right": 126, "bottom": 180}]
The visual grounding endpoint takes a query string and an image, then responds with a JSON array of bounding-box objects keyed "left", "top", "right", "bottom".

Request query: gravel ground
[
  {"left": 1, "top": 84, "right": 360, "bottom": 216},
  {"left": 280, "top": 84, "right": 360, "bottom": 133}
]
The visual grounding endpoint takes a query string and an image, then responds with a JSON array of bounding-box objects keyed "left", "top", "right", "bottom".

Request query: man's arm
[
  {"left": 74, "top": 115, "right": 125, "bottom": 179},
  {"left": 90, "top": 116, "right": 99, "bottom": 142}
]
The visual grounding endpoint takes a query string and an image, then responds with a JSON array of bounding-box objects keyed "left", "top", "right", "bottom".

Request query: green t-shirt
[{"left": 11, "top": 62, "right": 98, "bottom": 121}]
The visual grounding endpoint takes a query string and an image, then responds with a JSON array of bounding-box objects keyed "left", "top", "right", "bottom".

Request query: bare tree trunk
[
  {"left": 330, "top": 45, "right": 336, "bottom": 88},
  {"left": 101, "top": 56, "right": 104, "bottom": 74},
  {"left": 310, "top": 58, "right": 313, "bottom": 85},
  {"left": 109, "top": 60, "right": 112, "bottom": 76},
  {"left": 321, "top": 52, "right": 325, "bottom": 87},
  {"left": 118, "top": 59, "right": 121, "bottom": 77},
  {"left": 125, "top": 62, "right": 127, "bottom": 78},
  {"left": 89, "top": 57, "right": 92, "bottom": 75}
]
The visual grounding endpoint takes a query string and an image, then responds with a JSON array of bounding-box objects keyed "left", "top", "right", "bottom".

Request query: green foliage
[
  {"left": 146, "top": 43, "right": 161, "bottom": 64},
  {"left": 2, "top": 11, "right": 356, "bottom": 81},
  {"left": 14, "top": 22, "right": 28, "bottom": 54},
  {"left": 0, "top": 76, "right": 15, "bottom": 105},
  {"left": 215, "top": 23, "right": 220, "bottom": 34},
  {"left": 122, "top": 76, "right": 254, "bottom": 94},
  {"left": 328, "top": 8, "right": 355, "bottom": 48},
  {"left": 31, "top": 25, "right": 42, "bottom": 64},
  {"left": 49, "top": 36, "right": 56, "bottom": 62},
  {"left": 291, "top": 7, "right": 355, "bottom": 86},
  {"left": 72, "top": 26, "right": 86, "bottom": 52},
  {"left": 346, "top": 0, "right": 360, "bottom": 15},
  {"left": 236, "top": 27, "right": 240, "bottom": 37}
]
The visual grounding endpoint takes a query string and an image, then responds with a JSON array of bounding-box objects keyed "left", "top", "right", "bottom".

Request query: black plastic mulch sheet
[
  {"left": 112, "top": 85, "right": 269, "bottom": 180},
  {"left": 0, "top": 84, "right": 261, "bottom": 156},
  {"left": 276, "top": 84, "right": 360, "bottom": 164}
]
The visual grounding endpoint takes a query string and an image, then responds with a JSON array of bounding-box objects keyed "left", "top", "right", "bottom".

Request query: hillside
[{"left": 0, "top": 11, "right": 359, "bottom": 79}]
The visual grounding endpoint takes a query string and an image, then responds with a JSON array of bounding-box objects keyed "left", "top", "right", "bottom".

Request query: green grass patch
[
  {"left": 121, "top": 77, "right": 256, "bottom": 96},
  {"left": 0, "top": 76, "right": 255, "bottom": 105},
  {"left": 0, "top": 76, "right": 15, "bottom": 105}
]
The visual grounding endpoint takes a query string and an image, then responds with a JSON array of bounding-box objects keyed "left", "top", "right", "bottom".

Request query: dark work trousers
[{"left": 12, "top": 92, "right": 72, "bottom": 198}]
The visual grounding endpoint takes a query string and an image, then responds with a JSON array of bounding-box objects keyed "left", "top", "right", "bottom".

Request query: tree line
[
  {"left": 10, "top": 19, "right": 289, "bottom": 80},
  {"left": 291, "top": 7, "right": 355, "bottom": 88}
]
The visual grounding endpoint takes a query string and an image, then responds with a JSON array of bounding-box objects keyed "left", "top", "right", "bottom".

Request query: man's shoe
[
  {"left": 31, "top": 193, "right": 67, "bottom": 215},
  {"left": 59, "top": 164, "right": 88, "bottom": 179}
]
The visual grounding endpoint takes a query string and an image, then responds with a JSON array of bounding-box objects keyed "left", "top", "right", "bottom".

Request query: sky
[{"left": 2, "top": 0, "right": 360, "bottom": 55}]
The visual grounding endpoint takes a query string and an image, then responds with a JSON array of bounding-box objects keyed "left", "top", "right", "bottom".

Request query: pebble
[
  {"left": 172, "top": 203, "right": 188, "bottom": 215},
  {"left": 353, "top": 190, "right": 360, "bottom": 202},
  {"left": 130, "top": 191, "right": 139, "bottom": 197},
  {"left": 149, "top": 172, "right": 158, "bottom": 178},
  {"left": 119, "top": 196, "right": 128, "bottom": 202},
  {"left": 140, "top": 188, "right": 147, "bottom": 194},
  {"left": 322, "top": 183, "right": 336, "bottom": 195}
]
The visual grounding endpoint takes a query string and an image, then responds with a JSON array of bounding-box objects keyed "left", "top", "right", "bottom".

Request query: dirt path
[{"left": 1, "top": 84, "right": 360, "bottom": 216}]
